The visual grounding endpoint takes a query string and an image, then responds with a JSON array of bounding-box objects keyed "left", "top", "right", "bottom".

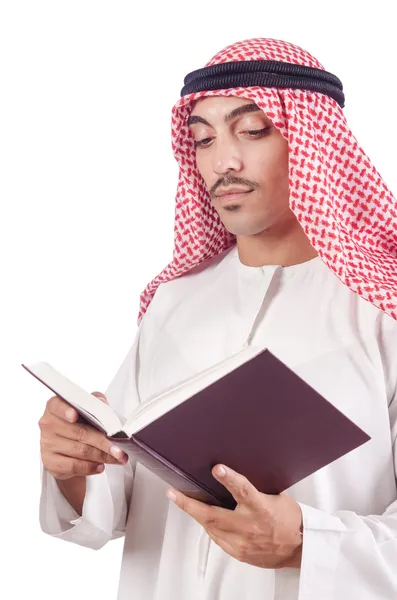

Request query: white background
[{"left": 1, "top": 1, "right": 396, "bottom": 598}]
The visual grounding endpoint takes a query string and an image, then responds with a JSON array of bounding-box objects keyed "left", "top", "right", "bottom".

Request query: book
[{"left": 22, "top": 347, "right": 370, "bottom": 509}]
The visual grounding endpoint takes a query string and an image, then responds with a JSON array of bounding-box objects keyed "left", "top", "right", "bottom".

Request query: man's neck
[{"left": 236, "top": 221, "right": 318, "bottom": 268}]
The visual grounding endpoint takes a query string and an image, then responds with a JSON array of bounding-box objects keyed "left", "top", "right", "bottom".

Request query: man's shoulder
[
  {"left": 161, "top": 246, "right": 232, "bottom": 295},
  {"left": 143, "top": 246, "right": 233, "bottom": 322}
]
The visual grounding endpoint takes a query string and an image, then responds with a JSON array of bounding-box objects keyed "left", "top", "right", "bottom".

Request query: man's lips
[
  {"left": 215, "top": 187, "right": 253, "bottom": 197},
  {"left": 214, "top": 189, "right": 253, "bottom": 205}
]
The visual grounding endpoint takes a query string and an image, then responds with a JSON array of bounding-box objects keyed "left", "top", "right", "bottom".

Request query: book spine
[{"left": 114, "top": 436, "right": 226, "bottom": 508}]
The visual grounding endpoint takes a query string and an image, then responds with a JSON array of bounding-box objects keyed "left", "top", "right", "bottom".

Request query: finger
[
  {"left": 39, "top": 414, "right": 128, "bottom": 463},
  {"left": 40, "top": 434, "right": 124, "bottom": 465},
  {"left": 91, "top": 391, "right": 109, "bottom": 405},
  {"left": 45, "top": 454, "right": 105, "bottom": 479},
  {"left": 45, "top": 392, "right": 108, "bottom": 424},
  {"left": 45, "top": 396, "right": 79, "bottom": 423},
  {"left": 166, "top": 489, "right": 231, "bottom": 530},
  {"left": 212, "top": 465, "right": 260, "bottom": 508}
]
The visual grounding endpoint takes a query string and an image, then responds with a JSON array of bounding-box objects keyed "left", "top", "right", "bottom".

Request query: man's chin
[{"left": 218, "top": 219, "right": 269, "bottom": 238}]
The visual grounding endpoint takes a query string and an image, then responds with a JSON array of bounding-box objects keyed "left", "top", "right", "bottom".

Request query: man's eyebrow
[
  {"left": 187, "top": 115, "right": 211, "bottom": 127},
  {"left": 224, "top": 103, "right": 262, "bottom": 123},
  {"left": 187, "top": 103, "right": 263, "bottom": 127}
]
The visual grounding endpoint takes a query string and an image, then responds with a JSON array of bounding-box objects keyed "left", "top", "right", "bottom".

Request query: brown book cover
[
  {"left": 112, "top": 349, "right": 370, "bottom": 509},
  {"left": 24, "top": 349, "right": 370, "bottom": 509}
]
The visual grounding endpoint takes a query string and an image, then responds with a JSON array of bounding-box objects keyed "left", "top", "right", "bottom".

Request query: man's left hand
[{"left": 166, "top": 464, "right": 303, "bottom": 569}]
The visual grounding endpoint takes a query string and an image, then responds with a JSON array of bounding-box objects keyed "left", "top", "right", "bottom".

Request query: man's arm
[
  {"left": 56, "top": 477, "right": 86, "bottom": 516},
  {"left": 294, "top": 324, "right": 397, "bottom": 598},
  {"left": 39, "top": 330, "right": 143, "bottom": 549}
]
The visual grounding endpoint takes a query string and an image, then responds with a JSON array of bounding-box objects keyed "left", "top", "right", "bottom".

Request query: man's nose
[{"left": 212, "top": 138, "right": 243, "bottom": 175}]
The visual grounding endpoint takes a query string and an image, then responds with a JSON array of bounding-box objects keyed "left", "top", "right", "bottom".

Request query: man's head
[
  {"left": 188, "top": 95, "right": 292, "bottom": 238},
  {"left": 138, "top": 38, "right": 397, "bottom": 324}
]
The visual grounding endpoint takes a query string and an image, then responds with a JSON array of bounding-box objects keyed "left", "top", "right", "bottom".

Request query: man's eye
[
  {"left": 193, "top": 127, "right": 270, "bottom": 148},
  {"left": 244, "top": 127, "right": 270, "bottom": 137},
  {"left": 194, "top": 137, "right": 213, "bottom": 148}
]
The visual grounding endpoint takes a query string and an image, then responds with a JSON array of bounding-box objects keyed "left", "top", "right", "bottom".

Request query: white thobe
[{"left": 40, "top": 245, "right": 397, "bottom": 599}]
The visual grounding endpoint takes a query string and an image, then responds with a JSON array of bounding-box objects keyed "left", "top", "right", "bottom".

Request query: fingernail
[
  {"left": 66, "top": 408, "right": 76, "bottom": 422},
  {"left": 216, "top": 465, "right": 227, "bottom": 477},
  {"left": 110, "top": 445, "right": 124, "bottom": 459},
  {"left": 96, "top": 464, "right": 104, "bottom": 473}
]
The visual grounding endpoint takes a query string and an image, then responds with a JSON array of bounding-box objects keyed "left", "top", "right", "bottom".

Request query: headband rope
[{"left": 181, "top": 60, "right": 345, "bottom": 108}]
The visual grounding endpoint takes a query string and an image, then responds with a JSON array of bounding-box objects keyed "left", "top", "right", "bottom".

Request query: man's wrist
[
  {"left": 282, "top": 540, "right": 303, "bottom": 568},
  {"left": 277, "top": 515, "right": 304, "bottom": 569}
]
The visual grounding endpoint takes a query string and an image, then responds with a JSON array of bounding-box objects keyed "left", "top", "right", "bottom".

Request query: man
[{"left": 39, "top": 38, "right": 397, "bottom": 599}]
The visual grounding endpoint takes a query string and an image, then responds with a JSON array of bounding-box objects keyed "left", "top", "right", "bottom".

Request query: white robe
[{"left": 40, "top": 245, "right": 397, "bottom": 599}]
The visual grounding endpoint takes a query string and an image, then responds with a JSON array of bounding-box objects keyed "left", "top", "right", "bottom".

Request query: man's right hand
[{"left": 39, "top": 392, "right": 128, "bottom": 481}]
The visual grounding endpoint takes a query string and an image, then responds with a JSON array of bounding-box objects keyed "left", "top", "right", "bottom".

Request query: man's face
[{"left": 188, "top": 96, "right": 294, "bottom": 237}]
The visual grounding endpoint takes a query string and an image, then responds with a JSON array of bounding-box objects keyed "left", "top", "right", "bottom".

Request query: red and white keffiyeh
[{"left": 138, "top": 38, "right": 397, "bottom": 324}]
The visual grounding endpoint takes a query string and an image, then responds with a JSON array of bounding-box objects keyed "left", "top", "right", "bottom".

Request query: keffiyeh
[{"left": 138, "top": 38, "right": 397, "bottom": 323}]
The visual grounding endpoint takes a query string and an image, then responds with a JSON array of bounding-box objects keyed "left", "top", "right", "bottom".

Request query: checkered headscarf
[{"left": 138, "top": 38, "right": 397, "bottom": 324}]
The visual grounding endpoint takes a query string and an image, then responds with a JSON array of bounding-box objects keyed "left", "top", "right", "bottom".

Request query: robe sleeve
[
  {"left": 39, "top": 327, "right": 142, "bottom": 550},
  {"left": 296, "top": 321, "right": 397, "bottom": 599}
]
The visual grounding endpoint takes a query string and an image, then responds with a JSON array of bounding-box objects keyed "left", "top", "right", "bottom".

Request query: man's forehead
[
  {"left": 191, "top": 96, "right": 257, "bottom": 111},
  {"left": 188, "top": 97, "right": 267, "bottom": 126}
]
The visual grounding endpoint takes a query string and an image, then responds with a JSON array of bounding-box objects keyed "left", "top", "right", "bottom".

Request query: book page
[{"left": 22, "top": 362, "right": 124, "bottom": 436}]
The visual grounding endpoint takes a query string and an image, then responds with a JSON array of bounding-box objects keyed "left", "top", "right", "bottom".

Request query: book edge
[{"left": 21, "top": 362, "right": 124, "bottom": 436}]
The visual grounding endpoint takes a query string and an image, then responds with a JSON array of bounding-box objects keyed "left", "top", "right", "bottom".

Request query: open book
[{"left": 22, "top": 347, "right": 370, "bottom": 509}]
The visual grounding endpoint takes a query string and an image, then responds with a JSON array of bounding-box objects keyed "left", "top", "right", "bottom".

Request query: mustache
[{"left": 210, "top": 175, "right": 260, "bottom": 197}]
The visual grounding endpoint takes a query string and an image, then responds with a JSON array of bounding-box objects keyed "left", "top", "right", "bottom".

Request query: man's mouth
[{"left": 215, "top": 189, "right": 253, "bottom": 206}]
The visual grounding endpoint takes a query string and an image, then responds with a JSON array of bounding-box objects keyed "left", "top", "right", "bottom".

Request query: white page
[
  {"left": 22, "top": 362, "right": 124, "bottom": 435},
  {"left": 124, "top": 345, "right": 267, "bottom": 437}
]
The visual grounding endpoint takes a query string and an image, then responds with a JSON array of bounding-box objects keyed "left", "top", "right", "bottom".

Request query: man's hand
[
  {"left": 166, "top": 464, "right": 303, "bottom": 569},
  {"left": 39, "top": 392, "right": 128, "bottom": 480}
]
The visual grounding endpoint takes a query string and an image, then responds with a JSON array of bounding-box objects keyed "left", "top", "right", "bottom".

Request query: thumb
[{"left": 91, "top": 391, "right": 109, "bottom": 405}]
